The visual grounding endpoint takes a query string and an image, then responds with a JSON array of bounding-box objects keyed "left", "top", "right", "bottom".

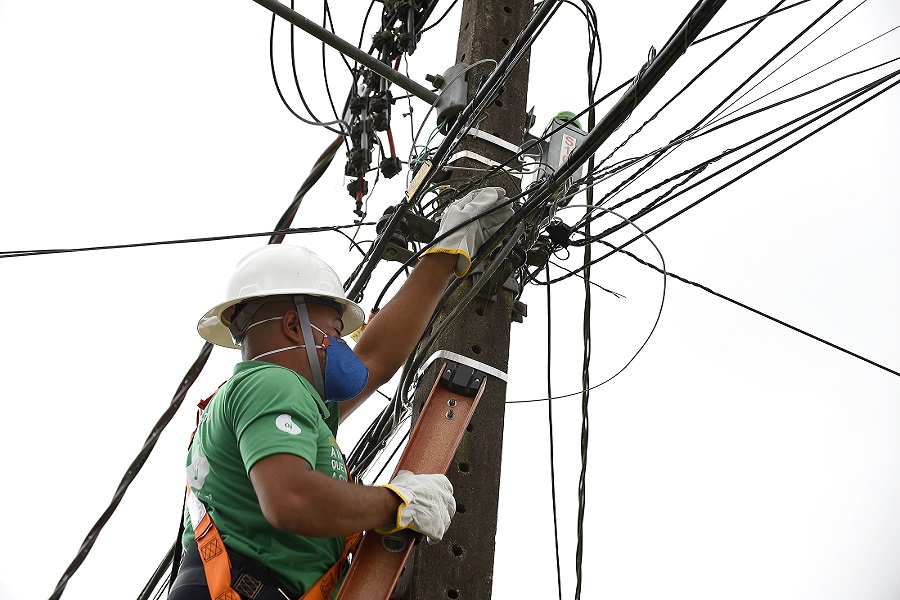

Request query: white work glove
[
  {"left": 377, "top": 470, "right": 456, "bottom": 544},
  {"left": 422, "top": 186, "right": 514, "bottom": 277}
]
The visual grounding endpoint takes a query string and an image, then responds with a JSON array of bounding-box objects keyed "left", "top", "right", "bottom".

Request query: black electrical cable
[
  {"left": 559, "top": 0, "right": 602, "bottom": 94},
  {"left": 420, "top": 0, "right": 460, "bottom": 33},
  {"left": 0, "top": 223, "right": 375, "bottom": 259},
  {"left": 693, "top": 0, "right": 811, "bottom": 45},
  {"left": 555, "top": 69, "right": 900, "bottom": 287},
  {"left": 48, "top": 343, "right": 214, "bottom": 600},
  {"left": 545, "top": 263, "right": 563, "bottom": 600},
  {"left": 532, "top": 259, "right": 625, "bottom": 297},
  {"left": 137, "top": 541, "right": 177, "bottom": 600},
  {"left": 344, "top": 0, "right": 563, "bottom": 301},
  {"left": 269, "top": 13, "right": 348, "bottom": 134},
  {"left": 369, "top": 425, "right": 410, "bottom": 482},
  {"left": 707, "top": 0, "right": 868, "bottom": 128},
  {"left": 320, "top": 3, "right": 343, "bottom": 126},
  {"left": 286, "top": 1, "right": 344, "bottom": 132},
  {"left": 589, "top": 0, "right": 792, "bottom": 191},
  {"left": 323, "top": 0, "right": 355, "bottom": 75},
  {"left": 574, "top": 59, "right": 599, "bottom": 597},
  {"left": 511, "top": 0, "right": 729, "bottom": 236},
  {"left": 581, "top": 0, "right": 846, "bottom": 214},
  {"left": 598, "top": 0, "right": 868, "bottom": 213},
  {"left": 572, "top": 66, "right": 900, "bottom": 248},
  {"left": 507, "top": 205, "right": 669, "bottom": 406},
  {"left": 605, "top": 243, "right": 900, "bottom": 379},
  {"left": 569, "top": 55, "right": 900, "bottom": 229},
  {"left": 710, "top": 23, "right": 900, "bottom": 126},
  {"left": 697, "top": 0, "right": 847, "bottom": 131},
  {"left": 651, "top": 54, "right": 900, "bottom": 162},
  {"left": 270, "top": 134, "right": 345, "bottom": 244},
  {"left": 570, "top": 54, "right": 900, "bottom": 237}
]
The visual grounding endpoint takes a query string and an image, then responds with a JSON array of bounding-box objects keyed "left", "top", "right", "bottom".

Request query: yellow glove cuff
[
  {"left": 420, "top": 248, "right": 472, "bottom": 277},
  {"left": 375, "top": 484, "right": 410, "bottom": 535}
]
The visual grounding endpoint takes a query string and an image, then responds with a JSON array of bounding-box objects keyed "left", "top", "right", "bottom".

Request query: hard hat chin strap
[{"left": 294, "top": 296, "right": 326, "bottom": 399}]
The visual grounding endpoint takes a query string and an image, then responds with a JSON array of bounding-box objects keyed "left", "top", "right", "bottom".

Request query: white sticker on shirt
[
  {"left": 187, "top": 453, "right": 210, "bottom": 489},
  {"left": 276, "top": 413, "right": 302, "bottom": 435}
]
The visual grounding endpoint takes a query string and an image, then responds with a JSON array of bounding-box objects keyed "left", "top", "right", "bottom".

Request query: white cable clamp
[
  {"left": 446, "top": 149, "right": 504, "bottom": 169},
  {"left": 467, "top": 127, "right": 522, "bottom": 153}
]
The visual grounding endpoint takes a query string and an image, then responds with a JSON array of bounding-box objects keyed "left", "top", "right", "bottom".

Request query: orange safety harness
[{"left": 185, "top": 390, "right": 363, "bottom": 600}]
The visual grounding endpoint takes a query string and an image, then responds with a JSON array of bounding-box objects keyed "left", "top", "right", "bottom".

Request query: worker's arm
[
  {"left": 249, "top": 453, "right": 453, "bottom": 539},
  {"left": 341, "top": 188, "right": 514, "bottom": 422},
  {"left": 250, "top": 453, "right": 399, "bottom": 537},
  {"left": 340, "top": 252, "right": 457, "bottom": 421}
]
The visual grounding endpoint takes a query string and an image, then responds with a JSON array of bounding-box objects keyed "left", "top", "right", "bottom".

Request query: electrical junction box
[
  {"left": 536, "top": 117, "right": 587, "bottom": 184},
  {"left": 426, "top": 63, "right": 469, "bottom": 133}
]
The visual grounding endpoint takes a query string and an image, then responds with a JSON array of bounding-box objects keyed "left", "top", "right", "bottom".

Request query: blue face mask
[
  {"left": 316, "top": 328, "right": 370, "bottom": 402},
  {"left": 245, "top": 299, "right": 370, "bottom": 403}
]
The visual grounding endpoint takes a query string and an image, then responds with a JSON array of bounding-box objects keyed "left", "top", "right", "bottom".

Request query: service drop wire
[
  {"left": 575, "top": 62, "right": 900, "bottom": 237},
  {"left": 709, "top": 22, "right": 900, "bottom": 127},
  {"left": 693, "top": 0, "right": 848, "bottom": 138},
  {"left": 577, "top": 0, "right": 843, "bottom": 211},
  {"left": 48, "top": 343, "right": 215, "bottom": 600},
  {"left": 509, "top": 203, "right": 668, "bottom": 406},
  {"left": 595, "top": 5, "right": 840, "bottom": 211},
  {"left": 574, "top": 56, "right": 900, "bottom": 229},
  {"left": 545, "top": 263, "right": 563, "bottom": 600},
  {"left": 479, "top": 0, "right": 813, "bottom": 192},
  {"left": 587, "top": 0, "right": 793, "bottom": 197},
  {"left": 1, "top": 223, "right": 376, "bottom": 259},
  {"left": 551, "top": 72, "right": 900, "bottom": 351},
  {"left": 570, "top": 65, "right": 900, "bottom": 250},
  {"left": 509, "top": 0, "right": 730, "bottom": 234},
  {"left": 704, "top": 0, "right": 868, "bottom": 129},
  {"left": 269, "top": 10, "right": 349, "bottom": 134},
  {"left": 603, "top": 240, "right": 900, "bottom": 379}
]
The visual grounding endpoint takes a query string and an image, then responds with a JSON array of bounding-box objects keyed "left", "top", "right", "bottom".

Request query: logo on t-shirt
[
  {"left": 187, "top": 452, "right": 210, "bottom": 489},
  {"left": 276, "top": 413, "right": 302, "bottom": 435}
]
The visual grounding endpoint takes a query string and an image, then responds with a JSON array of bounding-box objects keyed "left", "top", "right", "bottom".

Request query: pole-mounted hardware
[{"left": 251, "top": 0, "right": 439, "bottom": 106}]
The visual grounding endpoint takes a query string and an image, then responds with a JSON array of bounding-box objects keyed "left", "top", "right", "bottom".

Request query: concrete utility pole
[{"left": 397, "top": 2, "right": 535, "bottom": 599}]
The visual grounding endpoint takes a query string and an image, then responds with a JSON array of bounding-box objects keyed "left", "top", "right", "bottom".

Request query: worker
[{"left": 168, "top": 187, "right": 513, "bottom": 600}]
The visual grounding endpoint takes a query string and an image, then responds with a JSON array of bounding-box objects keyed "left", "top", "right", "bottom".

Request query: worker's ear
[{"left": 283, "top": 310, "right": 303, "bottom": 343}]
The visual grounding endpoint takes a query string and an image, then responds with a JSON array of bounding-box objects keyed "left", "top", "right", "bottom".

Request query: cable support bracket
[{"left": 413, "top": 350, "right": 508, "bottom": 396}]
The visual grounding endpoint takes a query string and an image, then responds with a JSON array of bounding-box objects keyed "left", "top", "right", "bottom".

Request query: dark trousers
[{"left": 168, "top": 540, "right": 289, "bottom": 600}]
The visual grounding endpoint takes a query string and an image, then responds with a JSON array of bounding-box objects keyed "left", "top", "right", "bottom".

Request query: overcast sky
[{"left": 1, "top": 1, "right": 899, "bottom": 599}]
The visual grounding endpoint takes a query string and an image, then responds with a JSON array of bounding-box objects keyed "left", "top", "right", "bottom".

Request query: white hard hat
[{"left": 198, "top": 245, "right": 365, "bottom": 348}]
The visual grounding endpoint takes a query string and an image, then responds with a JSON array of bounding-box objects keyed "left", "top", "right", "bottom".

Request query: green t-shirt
[{"left": 182, "top": 361, "right": 349, "bottom": 597}]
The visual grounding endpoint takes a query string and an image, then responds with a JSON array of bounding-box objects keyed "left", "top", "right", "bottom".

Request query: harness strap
[
  {"left": 186, "top": 486, "right": 362, "bottom": 600},
  {"left": 186, "top": 486, "right": 242, "bottom": 600},
  {"left": 299, "top": 532, "right": 363, "bottom": 600}
]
